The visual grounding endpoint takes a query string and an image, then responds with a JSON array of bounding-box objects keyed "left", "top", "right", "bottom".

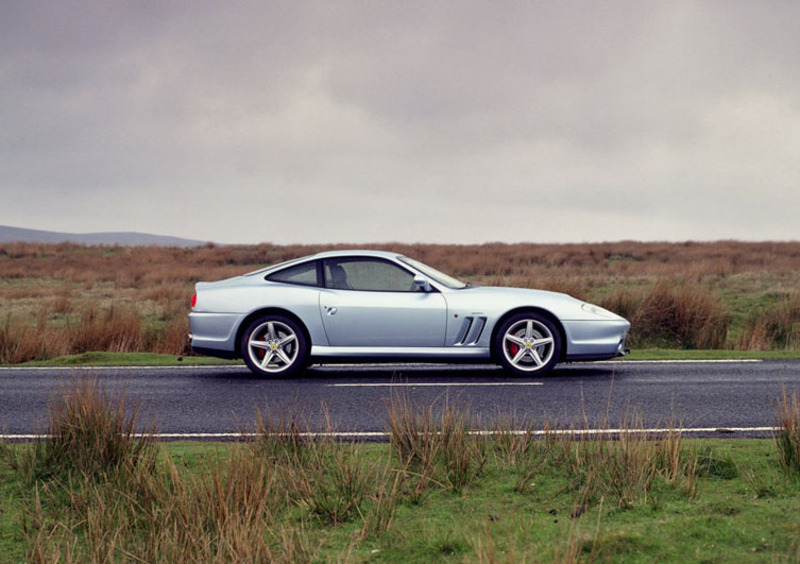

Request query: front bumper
[{"left": 562, "top": 319, "right": 630, "bottom": 361}]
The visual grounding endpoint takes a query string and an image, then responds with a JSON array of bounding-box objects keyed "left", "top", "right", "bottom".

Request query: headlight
[{"left": 581, "top": 303, "right": 617, "bottom": 319}]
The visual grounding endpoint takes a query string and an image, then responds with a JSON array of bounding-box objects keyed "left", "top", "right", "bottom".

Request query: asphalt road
[{"left": 2, "top": 360, "right": 799, "bottom": 439}]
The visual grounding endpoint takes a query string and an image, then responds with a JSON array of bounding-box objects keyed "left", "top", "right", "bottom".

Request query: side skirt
[{"left": 310, "top": 346, "right": 492, "bottom": 362}]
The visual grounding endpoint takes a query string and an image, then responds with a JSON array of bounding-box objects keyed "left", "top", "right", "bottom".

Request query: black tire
[
  {"left": 240, "top": 315, "right": 308, "bottom": 377},
  {"left": 495, "top": 312, "right": 562, "bottom": 376}
]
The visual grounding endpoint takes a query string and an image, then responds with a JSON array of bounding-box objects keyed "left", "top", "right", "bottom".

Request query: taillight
[{"left": 191, "top": 294, "right": 197, "bottom": 308}]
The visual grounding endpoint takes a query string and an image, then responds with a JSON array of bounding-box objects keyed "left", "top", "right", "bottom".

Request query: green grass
[
  {"left": 623, "top": 348, "right": 800, "bottom": 361},
  {"left": 2, "top": 439, "right": 800, "bottom": 562},
  {"left": 10, "top": 351, "right": 241, "bottom": 367},
  {"left": 0, "top": 463, "right": 24, "bottom": 563}
]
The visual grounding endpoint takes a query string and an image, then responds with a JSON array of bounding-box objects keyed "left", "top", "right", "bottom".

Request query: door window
[{"left": 323, "top": 258, "right": 416, "bottom": 292}]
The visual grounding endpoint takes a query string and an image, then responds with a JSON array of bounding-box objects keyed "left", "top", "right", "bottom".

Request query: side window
[
  {"left": 266, "top": 261, "right": 319, "bottom": 287},
  {"left": 324, "top": 259, "right": 416, "bottom": 292}
]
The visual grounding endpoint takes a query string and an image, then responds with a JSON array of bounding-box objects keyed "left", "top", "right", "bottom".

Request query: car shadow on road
[{"left": 196, "top": 363, "right": 622, "bottom": 383}]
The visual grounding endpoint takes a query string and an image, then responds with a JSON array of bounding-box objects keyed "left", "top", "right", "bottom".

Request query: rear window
[{"left": 266, "top": 261, "right": 320, "bottom": 287}]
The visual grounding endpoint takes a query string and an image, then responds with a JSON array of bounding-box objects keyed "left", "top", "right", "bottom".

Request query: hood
[{"left": 458, "top": 285, "right": 578, "bottom": 303}]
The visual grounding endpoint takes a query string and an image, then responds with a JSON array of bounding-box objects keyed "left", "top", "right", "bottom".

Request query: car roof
[
  {"left": 246, "top": 249, "right": 407, "bottom": 278},
  {"left": 306, "top": 249, "right": 405, "bottom": 261}
]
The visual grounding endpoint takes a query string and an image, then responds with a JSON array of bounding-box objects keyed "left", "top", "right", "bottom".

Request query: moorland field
[
  {"left": 1, "top": 240, "right": 800, "bottom": 364},
  {"left": 4, "top": 242, "right": 800, "bottom": 561}
]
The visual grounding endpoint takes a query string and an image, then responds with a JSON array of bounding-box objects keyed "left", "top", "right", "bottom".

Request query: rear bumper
[{"left": 188, "top": 311, "right": 245, "bottom": 356}]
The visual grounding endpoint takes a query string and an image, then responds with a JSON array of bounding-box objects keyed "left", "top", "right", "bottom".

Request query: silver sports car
[{"left": 189, "top": 250, "right": 630, "bottom": 377}]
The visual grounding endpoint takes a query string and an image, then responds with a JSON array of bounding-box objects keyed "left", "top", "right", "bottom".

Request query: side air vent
[{"left": 454, "top": 316, "right": 487, "bottom": 346}]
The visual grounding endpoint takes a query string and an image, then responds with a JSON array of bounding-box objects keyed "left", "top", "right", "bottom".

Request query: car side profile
[{"left": 189, "top": 250, "right": 630, "bottom": 377}]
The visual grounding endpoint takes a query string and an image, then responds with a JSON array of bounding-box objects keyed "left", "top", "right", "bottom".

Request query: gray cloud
[{"left": 1, "top": 1, "right": 799, "bottom": 244}]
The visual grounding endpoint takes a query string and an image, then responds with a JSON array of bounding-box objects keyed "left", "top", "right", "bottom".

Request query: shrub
[
  {"left": 737, "top": 292, "right": 800, "bottom": 351},
  {"left": 604, "top": 279, "right": 730, "bottom": 349},
  {"left": 0, "top": 315, "right": 39, "bottom": 364},
  {"left": 69, "top": 303, "right": 142, "bottom": 354},
  {"left": 776, "top": 385, "right": 800, "bottom": 477},
  {"left": 24, "top": 376, "right": 155, "bottom": 482},
  {"left": 385, "top": 390, "right": 487, "bottom": 494},
  {"left": 552, "top": 410, "right": 698, "bottom": 508}
]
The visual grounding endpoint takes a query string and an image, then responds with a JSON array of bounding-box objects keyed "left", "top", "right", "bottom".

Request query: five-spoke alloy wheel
[
  {"left": 495, "top": 312, "right": 562, "bottom": 376},
  {"left": 241, "top": 315, "right": 308, "bottom": 377}
]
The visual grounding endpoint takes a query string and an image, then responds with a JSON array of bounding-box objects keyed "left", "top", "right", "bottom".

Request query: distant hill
[{"left": 0, "top": 225, "right": 210, "bottom": 247}]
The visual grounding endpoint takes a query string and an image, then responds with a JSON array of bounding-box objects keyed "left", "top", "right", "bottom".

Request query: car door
[{"left": 318, "top": 257, "right": 447, "bottom": 347}]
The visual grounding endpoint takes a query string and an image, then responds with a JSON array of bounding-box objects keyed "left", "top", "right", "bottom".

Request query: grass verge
[
  {"left": 5, "top": 348, "right": 800, "bottom": 368},
  {"left": 2, "top": 439, "right": 800, "bottom": 562},
  {"left": 10, "top": 351, "right": 241, "bottom": 367},
  {"left": 3, "top": 378, "right": 800, "bottom": 561},
  {"left": 622, "top": 349, "right": 800, "bottom": 361}
]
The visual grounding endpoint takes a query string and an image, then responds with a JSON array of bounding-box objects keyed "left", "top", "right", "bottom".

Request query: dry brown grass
[
  {"left": 2, "top": 240, "right": 800, "bottom": 362},
  {"left": 776, "top": 385, "right": 800, "bottom": 478},
  {"left": 736, "top": 292, "right": 800, "bottom": 351},
  {"left": 385, "top": 390, "right": 487, "bottom": 495},
  {"left": 601, "top": 279, "right": 731, "bottom": 349}
]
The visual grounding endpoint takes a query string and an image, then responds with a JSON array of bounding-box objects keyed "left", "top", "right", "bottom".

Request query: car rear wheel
[
  {"left": 496, "top": 313, "right": 561, "bottom": 376},
  {"left": 241, "top": 315, "right": 308, "bottom": 377}
]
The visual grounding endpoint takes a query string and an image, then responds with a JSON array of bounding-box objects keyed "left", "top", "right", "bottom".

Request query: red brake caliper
[{"left": 257, "top": 332, "right": 266, "bottom": 359}]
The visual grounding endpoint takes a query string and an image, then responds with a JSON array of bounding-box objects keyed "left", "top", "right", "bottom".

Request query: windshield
[{"left": 398, "top": 256, "right": 469, "bottom": 290}]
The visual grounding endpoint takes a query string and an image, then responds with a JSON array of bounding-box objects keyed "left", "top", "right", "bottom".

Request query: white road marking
[
  {"left": 0, "top": 364, "right": 245, "bottom": 371},
  {"left": 327, "top": 382, "right": 544, "bottom": 388},
  {"left": 603, "top": 359, "right": 764, "bottom": 364},
  {"left": 0, "top": 426, "right": 781, "bottom": 441},
  {"left": 0, "top": 359, "right": 770, "bottom": 372}
]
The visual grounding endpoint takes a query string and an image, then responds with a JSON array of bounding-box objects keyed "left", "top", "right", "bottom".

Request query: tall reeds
[
  {"left": 555, "top": 413, "right": 698, "bottom": 508},
  {"left": 0, "top": 301, "right": 191, "bottom": 364},
  {"left": 385, "top": 390, "right": 487, "bottom": 494},
  {"left": 737, "top": 292, "right": 800, "bottom": 351},
  {"left": 5, "top": 375, "right": 156, "bottom": 484},
  {"left": 602, "top": 279, "right": 731, "bottom": 349},
  {"left": 776, "top": 385, "right": 800, "bottom": 477}
]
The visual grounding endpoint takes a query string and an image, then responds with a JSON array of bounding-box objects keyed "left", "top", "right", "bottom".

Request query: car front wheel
[
  {"left": 241, "top": 315, "right": 308, "bottom": 377},
  {"left": 495, "top": 313, "right": 561, "bottom": 376}
]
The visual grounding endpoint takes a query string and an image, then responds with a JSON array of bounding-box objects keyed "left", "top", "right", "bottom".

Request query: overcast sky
[{"left": 2, "top": 1, "right": 799, "bottom": 245}]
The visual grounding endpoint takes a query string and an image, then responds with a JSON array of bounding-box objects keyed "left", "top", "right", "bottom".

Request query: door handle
[{"left": 325, "top": 307, "right": 338, "bottom": 316}]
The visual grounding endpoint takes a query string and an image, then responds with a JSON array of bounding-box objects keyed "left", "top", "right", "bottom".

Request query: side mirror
[{"left": 413, "top": 275, "right": 432, "bottom": 293}]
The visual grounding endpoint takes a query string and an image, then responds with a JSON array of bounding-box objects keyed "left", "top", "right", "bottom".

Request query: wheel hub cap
[
  {"left": 247, "top": 321, "right": 299, "bottom": 373},
  {"left": 502, "top": 319, "right": 555, "bottom": 372}
]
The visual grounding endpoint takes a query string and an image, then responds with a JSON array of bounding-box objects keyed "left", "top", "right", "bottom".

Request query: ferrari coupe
[{"left": 189, "top": 250, "right": 630, "bottom": 377}]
